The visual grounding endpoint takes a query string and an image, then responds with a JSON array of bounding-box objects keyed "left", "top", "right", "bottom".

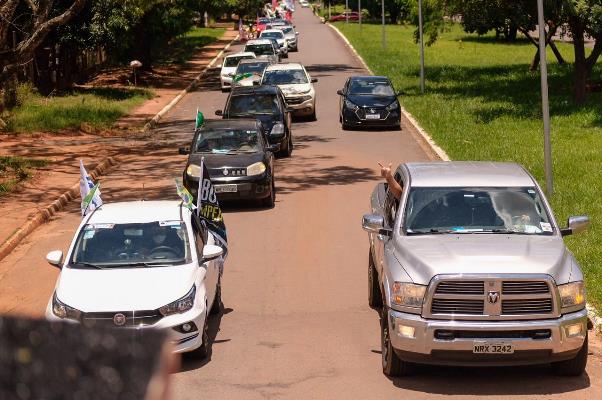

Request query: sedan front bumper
[
  {"left": 342, "top": 107, "right": 400, "bottom": 128},
  {"left": 285, "top": 95, "right": 315, "bottom": 116},
  {"left": 387, "top": 307, "right": 588, "bottom": 366},
  {"left": 185, "top": 173, "right": 273, "bottom": 202}
]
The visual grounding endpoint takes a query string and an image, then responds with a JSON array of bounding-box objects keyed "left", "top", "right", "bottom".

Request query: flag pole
[{"left": 197, "top": 157, "right": 205, "bottom": 215}]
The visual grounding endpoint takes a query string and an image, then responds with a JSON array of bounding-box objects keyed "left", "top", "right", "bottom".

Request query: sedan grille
[
  {"left": 286, "top": 97, "right": 305, "bottom": 105},
  {"left": 502, "top": 299, "right": 553, "bottom": 314},
  {"left": 81, "top": 310, "right": 162, "bottom": 328},
  {"left": 431, "top": 299, "right": 484, "bottom": 315}
]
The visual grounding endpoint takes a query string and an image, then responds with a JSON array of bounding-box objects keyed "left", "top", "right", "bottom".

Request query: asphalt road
[{"left": 1, "top": 6, "right": 601, "bottom": 400}]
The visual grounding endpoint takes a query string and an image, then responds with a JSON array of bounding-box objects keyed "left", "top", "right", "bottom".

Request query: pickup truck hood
[
  {"left": 56, "top": 264, "right": 200, "bottom": 312},
  {"left": 396, "top": 235, "right": 574, "bottom": 285}
]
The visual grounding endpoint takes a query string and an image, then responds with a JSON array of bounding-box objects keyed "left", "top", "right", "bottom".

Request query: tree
[{"left": 0, "top": 0, "right": 86, "bottom": 107}]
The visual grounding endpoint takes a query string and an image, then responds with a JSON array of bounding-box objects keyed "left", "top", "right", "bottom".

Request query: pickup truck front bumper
[{"left": 388, "top": 308, "right": 588, "bottom": 366}]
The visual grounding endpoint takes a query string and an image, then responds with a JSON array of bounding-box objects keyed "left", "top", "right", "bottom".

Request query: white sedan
[
  {"left": 220, "top": 52, "right": 256, "bottom": 91},
  {"left": 44, "top": 200, "right": 224, "bottom": 358}
]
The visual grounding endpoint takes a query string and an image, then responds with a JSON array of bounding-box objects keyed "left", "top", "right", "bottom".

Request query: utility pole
[
  {"left": 536, "top": 0, "right": 553, "bottom": 195},
  {"left": 328, "top": 0, "right": 331, "bottom": 21},
  {"left": 346, "top": 0, "right": 349, "bottom": 23},
  {"left": 359, "top": 0, "right": 362, "bottom": 31},
  {"left": 418, "top": 0, "right": 425, "bottom": 94},
  {"left": 381, "top": 0, "right": 386, "bottom": 48}
]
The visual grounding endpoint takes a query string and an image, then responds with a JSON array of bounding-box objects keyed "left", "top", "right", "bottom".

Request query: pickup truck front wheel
[
  {"left": 552, "top": 334, "right": 588, "bottom": 376},
  {"left": 368, "top": 250, "right": 382, "bottom": 309},
  {"left": 381, "top": 307, "right": 413, "bottom": 377}
]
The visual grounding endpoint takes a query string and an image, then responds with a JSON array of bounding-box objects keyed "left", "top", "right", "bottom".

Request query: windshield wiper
[
  {"left": 113, "top": 262, "right": 177, "bottom": 268},
  {"left": 72, "top": 262, "right": 105, "bottom": 269}
]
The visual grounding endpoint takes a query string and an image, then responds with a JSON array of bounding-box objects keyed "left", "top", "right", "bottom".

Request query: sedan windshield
[
  {"left": 348, "top": 79, "right": 395, "bottom": 96},
  {"left": 261, "top": 31, "right": 284, "bottom": 39},
  {"left": 228, "top": 94, "right": 280, "bottom": 116},
  {"left": 236, "top": 62, "right": 269, "bottom": 75},
  {"left": 195, "top": 128, "right": 261, "bottom": 153},
  {"left": 404, "top": 187, "right": 553, "bottom": 235},
  {"left": 70, "top": 222, "right": 191, "bottom": 268},
  {"left": 263, "top": 69, "right": 308, "bottom": 85},
  {"left": 281, "top": 27, "right": 294, "bottom": 35},
  {"left": 224, "top": 55, "right": 253, "bottom": 67},
  {"left": 245, "top": 44, "right": 274, "bottom": 56}
]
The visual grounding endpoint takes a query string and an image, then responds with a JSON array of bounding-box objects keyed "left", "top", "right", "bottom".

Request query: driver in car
[{"left": 141, "top": 225, "right": 182, "bottom": 259}]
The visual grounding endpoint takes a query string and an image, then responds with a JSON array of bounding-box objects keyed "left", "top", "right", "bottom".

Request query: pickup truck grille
[{"left": 426, "top": 276, "right": 558, "bottom": 320}]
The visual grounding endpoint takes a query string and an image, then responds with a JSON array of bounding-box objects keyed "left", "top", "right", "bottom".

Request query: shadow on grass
[
  {"left": 401, "top": 63, "right": 602, "bottom": 127},
  {"left": 156, "top": 29, "right": 226, "bottom": 65},
  {"left": 72, "top": 87, "right": 153, "bottom": 100}
]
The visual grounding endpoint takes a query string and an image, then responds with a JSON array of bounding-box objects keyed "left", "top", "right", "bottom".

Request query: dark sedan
[
  {"left": 337, "top": 76, "right": 402, "bottom": 130},
  {"left": 216, "top": 85, "right": 293, "bottom": 157},
  {"left": 180, "top": 119, "right": 277, "bottom": 207}
]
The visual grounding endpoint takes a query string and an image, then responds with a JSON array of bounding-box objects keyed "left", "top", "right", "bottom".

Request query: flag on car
[
  {"left": 233, "top": 72, "right": 253, "bottom": 82},
  {"left": 79, "top": 160, "right": 103, "bottom": 216},
  {"left": 175, "top": 179, "right": 195, "bottom": 210},
  {"left": 196, "top": 157, "right": 228, "bottom": 258},
  {"left": 195, "top": 109, "right": 204, "bottom": 130}
]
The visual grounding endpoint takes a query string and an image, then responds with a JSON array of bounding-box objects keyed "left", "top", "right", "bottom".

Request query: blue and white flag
[{"left": 79, "top": 160, "right": 103, "bottom": 216}]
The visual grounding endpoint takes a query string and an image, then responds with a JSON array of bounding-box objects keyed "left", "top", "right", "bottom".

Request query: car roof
[
  {"left": 262, "top": 29, "right": 284, "bottom": 34},
  {"left": 200, "top": 119, "right": 259, "bottom": 129},
  {"left": 231, "top": 85, "right": 279, "bottom": 95},
  {"left": 224, "top": 52, "right": 255, "bottom": 59},
  {"left": 87, "top": 201, "right": 188, "bottom": 224},
  {"left": 349, "top": 75, "right": 390, "bottom": 82},
  {"left": 405, "top": 162, "right": 535, "bottom": 188},
  {"left": 246, "top": 39, "right": 273, "bottom": 45},
  {"left": 238, "top": 58, "right": 270, "bottom": 65},
  {"left": 265, "top": 62, "right": 304, "bottom": 71}
]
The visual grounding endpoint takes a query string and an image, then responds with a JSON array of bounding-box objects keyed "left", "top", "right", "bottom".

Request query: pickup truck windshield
[
  {"left": 404, "top": 187, "right": 553, "bottom": 235},
  {"left": 70, "top": 222, "right": 191, "bottom": 268}
]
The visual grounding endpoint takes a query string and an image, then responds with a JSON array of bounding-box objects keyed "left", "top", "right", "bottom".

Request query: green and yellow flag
[
  {"left": 195, "top": 109, "right": 204, "bottom": 130},
  {"left": 175, "top": 179, "right": 195, "bottom": 210},
  {"left": 233, "top": 72, "right": 253, "bottom": 82}
]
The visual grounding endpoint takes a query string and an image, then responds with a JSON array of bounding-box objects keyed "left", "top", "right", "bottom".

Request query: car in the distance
[
  {"left": 259, "top": 29, "right": 288, "bottom": 58},
  {"left": 181, "top": 119, "right": 277, "bottom": 207},
  {"left": 362, "top": 161, "right": 590, "bottom": 377},
  {"left": 244, "top": 39, "right": 280, "bottom": 64},
  {"left": 232, "top": 59, "right": 272, "bottom": 88},
  {"left": 256, "top": 17, "right": 271, "bottom": 34},
  {"left": 45, "top": 200, "right": 225, "bottom": 358},
  {"left": 329, "top": 12, "right": 360, "bottom": 22},
  {"left": 216, "top": 85, "right": 293, "bottom": 157},
  {"left": 220, "top": 52, "right": 256, "bottom": 91},
  {"left": 261, "top": 63, "right": 318, "bottom": 120},
  {"left": 275, "top": 25, "right": 299, "bottom": 51},
  {"left": 300, "top": 0, "right": 309, "bottom": 7},
  {"left": 337, "top": 76, "right": 402, "bottom": 130}
]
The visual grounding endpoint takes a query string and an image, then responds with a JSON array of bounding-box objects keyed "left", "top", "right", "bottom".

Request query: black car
[
  {"left": 180, "top": 119, "right": 277, "bottom": 207},
  {"left": 337, "top": 76, "right": 402, "bottom": 130},
  {"left": 216, "top": 85, "right": 293, "bottom": 157}
]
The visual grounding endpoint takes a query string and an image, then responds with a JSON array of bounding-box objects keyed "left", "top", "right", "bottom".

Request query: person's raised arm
[{"left": 378, "top": 162, "right": 403, "bottom": 200}]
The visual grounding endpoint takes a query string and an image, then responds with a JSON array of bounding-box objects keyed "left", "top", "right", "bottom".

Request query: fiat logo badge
[
  {"left": 223, "top": 169, "right": 229, "bottom": 176},
  {"left": 487, "top": 291, "right": 500, "bottom": 304},
  {"left": 113, "top": 313, "right": 127, "bottom": 326}
]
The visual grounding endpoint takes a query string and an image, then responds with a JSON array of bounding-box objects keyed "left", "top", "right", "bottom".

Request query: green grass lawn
[
  {"left": 6, "top": 87, "right": 153, "bottom": 133},
  {"left": 0, "top": 156, "right": 48, "bottom": 194},
  {"left": 157, "top": 27, "right": 226, "bottom": 65},
  {"left": 335, "top": 22, "right": 602, "bottom": 309}
]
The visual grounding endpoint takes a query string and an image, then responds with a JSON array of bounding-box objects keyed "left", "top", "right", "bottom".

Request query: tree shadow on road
[{"left": 305, "top": 63, "right": 363, "bottom": 79}]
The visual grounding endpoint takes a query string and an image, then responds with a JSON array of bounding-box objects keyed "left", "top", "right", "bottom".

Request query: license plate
[
  {"left": 214, "top": 184, "right": 237, "bottom": 193},
  {"left": 365, "top": 114, "right": 380, "bottom": 120},
  {"left": 473, "top": 341, "right": 514, "bottom": 354}
]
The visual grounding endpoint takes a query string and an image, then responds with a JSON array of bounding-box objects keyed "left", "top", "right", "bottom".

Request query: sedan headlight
[
  {"left": 52, "top": 293, "right": 81, "bottom": 321},
  {"left": 558, "top": 281, "right": 586, "bottom": 312},
  {"left": 247, "top": 162, "right": 266, "bottom": 176},
  {"left": 345, "top": 99, "right": 359, "bottom": 111},
  {"left": 270, "top": 122, "right": 285, "bottom": 135},
  {"left": 386, "top": 101, "right": 399, "bottom": 111},
  {"left": 159, "top": 285, "right": 196, "bottom": 317},
  {"left": 391, "top": 282, "right": 426, "bottom": 312},
  {"left": 186, "top": 164, "right": 201, "bottom": 178}
]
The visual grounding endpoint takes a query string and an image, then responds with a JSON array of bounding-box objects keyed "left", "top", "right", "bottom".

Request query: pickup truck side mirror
[
  {"left": 336, "top": 89, "right": 344, "bottom": 96},
  {"left": 561, "top": 215, "right": 590, "bottom": 236},
  {"left": 178, "top": 147, "right": 190, "bottom": 155},
  {"left": 362, "top": 214, "right": 391, "bottom": 238},
  {"left": 46, "top": 250, "right": 63, "bottom": 268},
  {"left": 215, "top": 110, "right": 223, "bottom": 116}
]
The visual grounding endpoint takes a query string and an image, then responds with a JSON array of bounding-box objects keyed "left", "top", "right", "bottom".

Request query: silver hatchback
[{"left": 362, "top": 161, "right": 590, "bottom": 377}]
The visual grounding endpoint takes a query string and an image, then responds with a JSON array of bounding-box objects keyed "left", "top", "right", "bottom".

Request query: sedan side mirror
[
  {"left": 178, "top": 147, "right": 190, "bottom": 155},
  {"left": 202, "top": 244, "right": 223, "bottom": 262},
  {"left": 336, "top": 89, "right": 344, "bottom": 96},
  {"left": 561, "top": 215, "right": 590, "bottom": 236},
  {"left": 311, "top": 77, "right": 318, "bottom": 83},
  {"left": 46, "top": 250, "right": 63, "bottom": 268},
  {"left": 215, "top": 110, "right": 223, "bottom": 116},
  {"left": 396, "top": 90, "right": 405, "bottom": 96}
]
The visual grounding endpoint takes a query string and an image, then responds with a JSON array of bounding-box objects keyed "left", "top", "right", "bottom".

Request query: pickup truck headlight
[
  {"left": 186, "top": 164, "right": 201, "bottom": 178},
  {"left": 247, "top": 162, "right": 266, "bottom": 176},
  {"left": 391, "top": 282, "right": 426, "bottom": 311},
  {"left": 159, "top": 285, "right": 196, "bottom": 316},
  {"left": 52, "top": 293, "right": 81, "bottom": 321},
  {"left": 558, "top": 281, "right": 586, "bottom": 312}
]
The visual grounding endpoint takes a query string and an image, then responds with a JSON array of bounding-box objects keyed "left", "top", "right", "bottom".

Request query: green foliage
[
  {"left": 156, "top": 27, "right": 226, "bottom": 65},
  {"left": 6, "top": 87, "right": 153, "bottom": 132},
  {"left": 337, "top": 22, "right": 602, "bottom": 309},
  {"left": 0, "top": 156, "right": 49, "bottom": 195}
]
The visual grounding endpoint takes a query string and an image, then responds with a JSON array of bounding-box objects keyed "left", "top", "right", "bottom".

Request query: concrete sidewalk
[{"left": 0, "top": 29, "right": 238, "bottom": 252}]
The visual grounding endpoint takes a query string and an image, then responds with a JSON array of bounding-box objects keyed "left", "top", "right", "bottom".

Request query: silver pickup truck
[{"left": 362, "top": 162, "right": 590, "bottom": 377}]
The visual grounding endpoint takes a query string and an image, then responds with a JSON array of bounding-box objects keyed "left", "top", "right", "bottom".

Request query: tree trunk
[{"left": 568, "top": 17, "right": 587, "bottom": 103}]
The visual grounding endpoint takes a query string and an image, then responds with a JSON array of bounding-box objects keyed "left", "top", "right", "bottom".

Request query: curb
[
  {"left": 0, "top": 157, "right": 116, "bottom": 262},
  {"left": 143, "top": 34, "right": 239, "bottom": 132},
  {"left": 326, "top": 22, "right": 602, "bottom": 332},
  {"left": 325, "top": 23, "right": 450, "bottom": 162}
]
